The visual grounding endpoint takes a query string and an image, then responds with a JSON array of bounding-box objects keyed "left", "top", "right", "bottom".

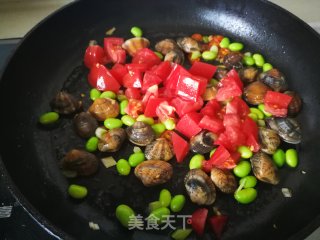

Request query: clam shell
[
  {"left": 244, "top": 81, "right": 271, "bottom": 105},
  {"left": 190, "top": 130, "right": 217, "bottom": 154},
  {"left": 145, "top": 138, "right": 174, "bottom": 161},
  {"left": 73, "top": 112, "right": 98, "bottom": 138},
  {"left": 240, "top": 67, "right": 258, "bottom": 84},
  {"left": 51, "top": 91, "right": 82, "bottom": 115},
  {"left": 155, "top": 39, "right": 178, "bottom": 55},
  {"left": 88, "top": 98, "right": 119, "bottom": 121},
  {"left": 164, "top": 49, "right": 185, "bottom": 64},
  {"left": 122, "top": 37, "right": 150, "bottom": 56},
  {"left": 250, "top": 151, "right": 279, "bottom": 185},
  {"left": 258, "top": 127, "right": 281, "bottom": 155},
  {"left": 177, "top": 37, "right": 201, "bottom": 53},
  {"left": 223, "top": 52, "right": 243, "bottom": 70},
  {"left": 184, "top": 169, "right": 216, "bottom": 205},
  {"left": 98, "top": 128, "right": 126, "bottom": 152},
  {"left": 258, "top": 68, "right": 288, "bottom": 92},
  {"left": 126, "top": 121, "right": 155, "bottom": 146},
  {"left": 285, "top": 91, "right": 302, "bottom": 116},
  {"left": 134, "top": 160, "right": 173, "bottom": 187},
  {"left": 210, "top": 168, "right": 237, "bottom": 194}
]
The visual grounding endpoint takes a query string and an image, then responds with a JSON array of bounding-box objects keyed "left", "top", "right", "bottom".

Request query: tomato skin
[
  {"left": 141, "top": 71, "right": 163, "bottom": 93},
  {"left": 209, "top": 215, "right": 228, "bottom": 239},
  {"left": 171, "top": 97, "right": 203, "bottom": 118},
  {"left": 264, "top": 90, "right": 293, "bottom": 117},
  {"left": 125, "top": 87, "right": 141, "bottom": 100},
  {"left": 175, "top": 112, "right": 203, "bottom": 139},
  {"left": 226, "top": 96, "right": 250, "bottom": 118},
  {"left": 189, "top": 61, "right": 217, "bottom": 80},
  {"left": 200, "top": 99, "right": 222, "bottom": 117},
  {"left": 190, "top": 208, "right": 208, "bottom": 236},
  {"left": 156, "top": 101, "right": 176, "bottom": 122},
  {"left": 84, "top": 44, "right": 106, "bottom": 68},
  {"left": 164, "top": 64, "right": 189, "bottom": 92},
  {"left": 202, "top": 145, "right": 238, "bottom": 171},
  {"left": 110, "top": 63, "right": 128, "bottom": 85},
  {"left": 175, "top": 72, "right": 201, "bottom": 102},
  {"left": 215, "top": 69, "right": 243, "bottom": 101},
  {"left": 199, "top": 115, "right": 224, "bottom": 134},
  {"left": 124, "top": 99, "right": 144, "bottom": 118},
  {"left": 122, "top": 69, "right": 143, "bottom": 88},
  {"left": 151, "top": 61, "right": 172, "bottom": 81},
  {"left": 104, "top": 37, "right": 126, "bottom": 64},
  {"left": 132, "top": 48, "right": 161, "bottom": 69},
  {"left": 88, "top": 63, "right": 121, "bottom": 92},
  {"left": 126, "top": 63, "right": 149, "bottom": 73},
  {"left": 144, "top": 97, "right": 168, "bottom": 117},
  {"left": 172, "top": 132, "right": 190, "bottom": 163}
]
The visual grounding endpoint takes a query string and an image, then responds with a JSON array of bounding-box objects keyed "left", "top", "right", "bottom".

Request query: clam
[
  {"left": 145, "top": 138, "right": 174, "bottom": 161},
  {"left": 184, "top": 169, "right": 216, "bottom": 205},
  {"left": 258, "top": 68, "right": 288, "bottom": 92},
  {"left": 177, "top": 37, "right": 201, "bottom": 53},
  {"left": 88, "top": 98, "right": 119, "bottom": 121},
  {"left": 258, "top": 127, "right": 281, "bottom": 155},
  {"left": 190, "top": 130, "right": 217, "bottom": 154},
  {"left": 250, "top": 151, "right": 280, "bottom": 185},
  {"left": 164, "top": 49, "right": 185, "bottom": 64},
  {"left": 214, "top": 66, "right": 228, "bottom": 80},
  {"left": 73, "top": 112, "right": 98, "bottom": 138},
  {"left": 210, "top": 168, "right": 237, "bottom": 194},
  {"left": 155, "top": 39, "right": 179, "bottom": 55},
  {"left": 60, "top": 149, "right": 98, "bottom": 176},
  {"left": 126, "top": 121, "right": 155, "bottom": 146},
  {"left": 51, "top": 91, "right": 82, "bottom": 115},
  {"left": 284, "top": 91, "right": 302, "bottom": 116},
  {"left": 122, "top": 37, "right": 150, "bottom": 56},
  {"left": 244, "top": 81, "right": 271, "bottom": 105},
  {"left": 134, "top": 160, "right": 173, "bottom": 186},
  {"left": 98, "top": 128, "right": 126, "bottom": 152},
  {"left": 239, "top": 67, "right": 259, "bottom": 84},
  {"left": 266, "top": 117, "right": 302, "bottom": 144},
  {"left": 223, "top": 52, "right": 243, "bottom": 70}
]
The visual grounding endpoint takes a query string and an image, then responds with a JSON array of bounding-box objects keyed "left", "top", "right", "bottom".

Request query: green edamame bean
[
  {"left": 100, "top": 91, "right": 116, "bottom": 99},
  {"left": 171, "top": 228, "right": 192, "bottom": 240},
  {"left": 237, "top": 146, "right": 253, "bottom": 159},
  {"left": 234, "top": 188, "right": 257, "bottom": 204},
  {"left": 128, "top": 152, "right": 145, "bottom": 167},
  {"left": 257, "top": 119, "right": 266, "bottom": 127},
  {"left": 189, "top": 154, "right": 205, "bottom": 169},
  {"left": 202, "top": 50, "right": 217, "bottom": 61},
  {"left": 130, "top": 26, "right": 143, "bottom": 37},
  {"left": 229, "top": 42, "right": 244, "bottom": 52},
  {"left": 116, "top": 159, "right": 131, "bottom": 176},
  {"left": 154, "top": 51, "right": 164, "bottom": 60},
  {"left": 120, "top": 100, "right": 129, "bottom": 115},
  {"left": 90, "top": 88, "right": 101, "bottom": 100},
  {"left": 85, "top": 136, "right": 99, "bottom": 152},
  {"left": 209, "top": 148, "right": 217, "bottom": 157},
  {"left": 243, "top": 56, "right": 255, "bottom": 66},
  {"left": 250, "top": 108, "right": 264, "bottom": 120},
  {"left": 272, "top": 149, "right": 286, "bottom": 167},
  {"left": 209, "top": 78, "right": 219, "bottom": 87},
  {"left": 202, "top": 35, "right": 209, "bottom": 43},
  {"left": 248, "top": 112, "right": 258, "bottom": 121},
  {"left": 190, "top": 51, "right": 202, "bottom": 60},
  {"left": 170, "top": 195, "right": 186, "bottom": 213},
  {"left": 117, "top": 94, "right": 127, "bottom": 102},
  {"left": 219, "top": 37, "right": 230, "bottom": 48},
  {"left": 253, "top": 53, "right": 265, "bottom": 67},
  {"left": 263, "top": 63, "right": 273, "bottom": 72},
  {"left": 151, "top": 123, "right": 166, "bottom": 136},
  {"left": 244, "top": 52, "right": 252, "bottom": 57},
  {"left": 104, "top": 118, "right": 123, "bottom": 129},
  {"left": 285, "top": 148, "right": 298, "bottom": 168},
  {"left": 233, "top": 161, "right": 251, "bottom": 178},
  {"left": 163, "top": 118, "right": 175, "bottom": 130},
  {"left": 149, "top": 201, "right": 162, "bottom": 212},
  {"left": 258, "top": 104, "right": 272, "bottom": 117},
  {"left": 159, "top": 189, "right": 171, "bottom": 207},
  {"left": 39, "top": 112, "right": 59, "bottom": 125},
  {"left": 149, "top": 207, "right": 170, "bottom": 223},
  {"left": 209, "top": 45, "right": 219, "bottom": 54},
  {"left": 136, "top": 114, "right": 154, "bottom": 125},
  {"left": 121, "top": 115, "right": 136, "bottom": 126},
  {"left": 239, "top": 175, "right": 257, "bottom": 188},
  {"left": 116, "top": 204, "right": 135, "bottom": 228},
  {"left": 68, "top": 184, "right": 88, "bottom": 199}
]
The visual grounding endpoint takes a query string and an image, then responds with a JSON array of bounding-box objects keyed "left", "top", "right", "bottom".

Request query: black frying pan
[{"left": 1, "top": 0, "right": 320, "bottom": 239}]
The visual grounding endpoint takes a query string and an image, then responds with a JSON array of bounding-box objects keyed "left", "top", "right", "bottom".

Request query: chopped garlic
[
  {"left": 101, "top": 156, "right": 117, "bottom": 168},
  {"left": 106, "top": 27, "right": 116, "bottom": 35},
  {"left": 281, "top": 188, "right": 292, "bottom": 198},
  {"left": 133, "top": 146, "right": 142, "bottom": 153},
  {"left": 89, "top": 221, "right": 100, "bottom": 230},
  {"left": 301, "top": 170, "right": 306, "bottom": 174}
]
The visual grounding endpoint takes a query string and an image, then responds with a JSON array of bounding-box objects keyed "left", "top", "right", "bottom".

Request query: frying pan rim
[{"left": 0, "top": 0, "right": 319, "bottom": 239}]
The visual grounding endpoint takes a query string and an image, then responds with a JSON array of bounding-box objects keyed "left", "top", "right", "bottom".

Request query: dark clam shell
[
  {"left": 223, "top": 52, "right": 243, "bottom": 70},
  {"left": 73, "top": 112, "right": 98, "bottom": 138},
  {"left": 145, "top": 138, "right": 174, "bottom": 161},
  {"left": 51, "top": 91, "right": 82, "bottom": 115},
  {"left": 258, "top": 127, "right": 281, "bottom": 155},
  {"left": 177, "top": 37, "right": 201, "bottom": 53},
  {"left": 210, "top": 168, "right": 237, "bottom": 194},
  {"left": 126, "top": 121, "right": 155, "bottom": 146},
  {"left": 244, "top": 81, "right": 271, "bottom": 105},
  {"left": 284, "top": 91, "right": 302, "bottom": 116},
  {"left": 190, "top": 130, "right": 217, "bottom": 154},
  {"left": 258, "top": 68, "right": 288, "bottom": 92},
  {"left": 164, "top": 49, "right": 185, "bottom": 64},
  {"left": 98, "top": 128, "right": 126, "bottom": 152},
  {"left": 155, "top": 39, "right": 179, "bottom": 55}
]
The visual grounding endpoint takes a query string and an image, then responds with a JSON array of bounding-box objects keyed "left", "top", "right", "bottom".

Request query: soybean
[
  {"left": 171, "top": 228, "right": 192, "bottom": 240},
  {"left": 149, "top": 207, "right": 170, "bottom": 223},
  {"left": 189, "top": 154, "right": 205, "bottom": 169},
  {"left": 120, "top": 100, "right": 129, "bottom": 115},
  {"left": 136, "top": 114, "right": 154, "bottom": 125},
  {"left": 90, "top": 88, "right": 101, "bottom": 100},
  {"left": 258, "top": 104, "right": 272, "bottom": 117},
  {"left": 163, "top": 118, "right": 175, "bottom": 130},
  {"left": 149, "top": 201, "right": 162, "bottom": 212},
  {"left": 253, "top": 53, "right": 265, "bottom": 67},
  {"left": 233, "top": 161, "right": 251, "bottom": 178},
  {"left": 128, "top": 152, "right": 145, "bottom": 167},
  {"left": 250, "top": 107, "right": 264, "bottom": 120},
  {"left": 272, "top": 149, "right": 286, "bottom": 167},
  {"left": 202, "top": 50, "right": 217, "bottom": 61},
  {"left": 170, "top": 195, "right": 186, "bottom": 213},
  {"left": 248, "top": 112, "right": 258, "bottom": 121},
  {"left": 121, "top": 115, "right": 136, "bottom": 126},
  {"left": 154, "top": 51, "right": 164, "bottom": 60},
  {"left": 202, "top": 35, "right": 209, "bottom": 43},
  {"left": 116, "top": 159, "right": 131, "bottom": 176},
  {"left": 39, "top": 112, "right": 59, "bottom": 125},
  {"left": 229, "top": 42, "right": 244, "bottom": 52},
  {"left": 243, "top": 56, "right": 255, "bottom": 66},
  {"left": 239, "top": 176, "right": 257, "bottom": 188},
  {"left": 85, "top": 136, "right": 99, "bottom": 152},
  {"left": 130, "top": 26, "right": 143, "bottom": 37},
  {"left": 117, "top": 94, "right": 127, "bottom": 102},
  {"left": 151, "top": 123, "right": 166, "bottom": 136},
  {"left": 68, "top": 184, "right": 88, "bottom": 199},
  {"left": 285, "top": 149, "right": 298, "bottom": 168},
  {"left": 100, "top": 91, "right": 116, "bottom": 99},
  {"left": 159, "top": 189, "right": 172, "bottom": 207},
  {"left": 234, "top": 188, "right": 257, "bottom": 204},
  {"left": 237, "top": 146, "right": 253, "bottom": 159},
  {"left": 104, "top": 118, "right": 123, "bottom": 129},
  {"left": 116, "top": 204, "right": 135, "bottom": 228},
  {"left": 190, "top": 51, "right": 202, "bottom": 60},
  {"left": 219, "top": 37, "right": 230, "bottom": 48},
  {"left": 263, "top": 63, "right": 273, "bottom": 72},
  {"left": 210, "top": 148, "right": 217, "bottom": 157}
]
